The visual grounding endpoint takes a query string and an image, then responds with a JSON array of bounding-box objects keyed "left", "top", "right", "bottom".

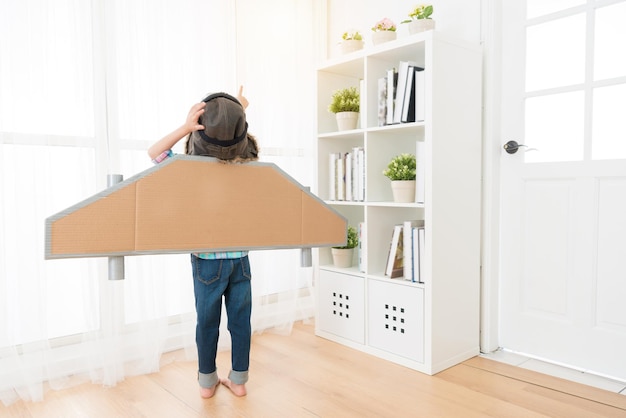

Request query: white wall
[{"left": 325, "top": 0, "right": 482, "bottom": 59}]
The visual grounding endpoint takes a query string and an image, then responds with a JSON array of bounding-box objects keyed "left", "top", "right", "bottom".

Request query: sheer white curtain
[
  {"left": 235, "top": 0, "right": 318, "bottom": 333},
  {"left": 0, "top": 0, "right": 319, "bottom": 405}
]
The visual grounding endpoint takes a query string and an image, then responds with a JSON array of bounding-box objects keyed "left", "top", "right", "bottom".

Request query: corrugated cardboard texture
[{"left": 45, "top": 156, "right": 346, "bottom": 259}]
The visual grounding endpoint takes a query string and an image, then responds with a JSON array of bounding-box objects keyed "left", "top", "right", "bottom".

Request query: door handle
[
  {"left": 503, "top": 140, "right": 525, "bottom": 154},
  {"left": 503, "top": 140, "right": 538, "bottom": 154}
]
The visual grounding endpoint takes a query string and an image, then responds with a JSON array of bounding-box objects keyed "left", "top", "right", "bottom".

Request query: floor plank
[
  {"left": 464, "top": 356, "right": 626, "bottom": 410},
  {"left": 437, "top": 363, "right": 624, "bottom": 418}
]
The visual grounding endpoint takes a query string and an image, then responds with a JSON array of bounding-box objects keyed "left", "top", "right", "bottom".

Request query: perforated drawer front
[
  {"left": 317, "top": 270, "right": 365, "bottom": 344},
  {"left": 368, "top": 280, "right": 424, "bottom": 363}
]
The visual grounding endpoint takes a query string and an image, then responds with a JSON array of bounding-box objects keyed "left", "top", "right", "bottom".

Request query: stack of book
[
  {"left": 384, "top": 220, "right": 426, "bottom": 282},
  {"left": 329, "top": 147, "right": 365, "bottom": 201},
  {"left": 378, "top": 61, "right": 425, "bottom": 127}
]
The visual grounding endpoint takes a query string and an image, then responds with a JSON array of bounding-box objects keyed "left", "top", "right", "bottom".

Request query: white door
[{"left": 499, "top": 0, "right": 626, "bottom": 380}]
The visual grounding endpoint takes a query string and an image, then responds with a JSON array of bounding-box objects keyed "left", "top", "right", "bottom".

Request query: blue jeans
[{"left": 191, "top": 255, "right": 252, "bottom": 388}]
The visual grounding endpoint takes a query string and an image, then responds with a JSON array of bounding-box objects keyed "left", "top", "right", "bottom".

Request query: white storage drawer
[
  {"left": 368, "top": 279, "right": 424, "bottom": 363},
  {"left": 317, "top": 270, "right": 365, "bottom": 344}
]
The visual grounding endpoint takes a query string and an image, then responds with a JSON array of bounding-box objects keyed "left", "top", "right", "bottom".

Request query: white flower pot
[
  {"left": 339, "top": 40, "right": 364, "bottom": 54},
  {"left": 391, "top": 180, "right": 416, "bottom": 203},
  {"left": 408, "top": 19, "right": 435, "bottom": 34},
  {"left": 331, "top": 248, "right": 354, "bottom": 268},
  {"left": 372, "top": 30, "right": 397, "bottom": 46},
  {"left": 335, "top": 111, "right": 359, "bottom": 131}
]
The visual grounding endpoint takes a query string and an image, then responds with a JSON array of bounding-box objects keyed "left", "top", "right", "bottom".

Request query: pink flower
[{"left": 372, "top": 17, "right": 396, "bottom": 32}]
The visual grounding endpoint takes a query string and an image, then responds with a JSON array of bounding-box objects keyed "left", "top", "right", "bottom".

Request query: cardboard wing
[{"left": 45, "top": 156, "right": 347, "bottom": 259}]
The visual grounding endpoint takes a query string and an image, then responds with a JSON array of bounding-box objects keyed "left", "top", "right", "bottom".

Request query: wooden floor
[{"left": 2, "top": 321, "right": 626, "bottom": 417}]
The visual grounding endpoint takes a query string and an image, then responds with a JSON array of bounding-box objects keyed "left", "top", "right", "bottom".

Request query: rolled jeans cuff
[
  {"left": 198, "top": 370, "right": 219, "bottom": 388},
  {"left": 229, "top": 369, "right": 249, "bottom": 385}
]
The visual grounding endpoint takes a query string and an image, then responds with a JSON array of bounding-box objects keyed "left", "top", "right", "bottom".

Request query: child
[{"left": 148, "top": 86, "right": 259, "bottom": 398}]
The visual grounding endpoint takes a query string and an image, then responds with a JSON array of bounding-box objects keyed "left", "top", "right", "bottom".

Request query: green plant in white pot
[
  {"left": 339, "top": 29, "right": 364, "bottom": 54},
  {"left": 331, "top": 225, "right": 358, "bottom": 268},
  {"left": 328, "top": 87, "right": 360, "bottom": 131},
  {"left": 383, "top": 153, "right": 417, "bottom": 203},
  {"left": 401, "top": 4, "right": 435, "bottom": 34}
]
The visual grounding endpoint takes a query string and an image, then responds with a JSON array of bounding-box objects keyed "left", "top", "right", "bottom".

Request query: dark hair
[{"left": 185, "top": 132, "right": 259, "bottom": 162}]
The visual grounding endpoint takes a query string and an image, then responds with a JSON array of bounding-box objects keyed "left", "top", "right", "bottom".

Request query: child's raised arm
[
  {"left": 148, "top": 102, "right": 206, "bottom": 160},
  {"left": 237, "top": 85, "right": 249, "bottom": 110}
]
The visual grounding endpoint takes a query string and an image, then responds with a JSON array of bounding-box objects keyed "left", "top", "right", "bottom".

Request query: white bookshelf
[{"left": 314, "top": 31, "right": 482, "bottom": 374}]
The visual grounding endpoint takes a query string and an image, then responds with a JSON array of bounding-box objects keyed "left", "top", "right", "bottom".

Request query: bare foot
[
  {"left": 220, "top": 377, "right": 247, "bottom": 397},
  {"left": 199, "top": 383, "right": 219, "bottom": 399}
]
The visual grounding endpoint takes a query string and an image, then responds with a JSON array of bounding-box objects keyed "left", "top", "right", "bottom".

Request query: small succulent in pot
[
  {"left": 401, "top": 4, "right": 434, "bottom": 23},
  {"left": 383, "top": 153, "right": 416, "bottom": 181},
  {"left": 328, "top": 87, "right": 360, "bottom": 114},
  {"left": 342, "top": 30, "right": 363, "bottom": 41}
]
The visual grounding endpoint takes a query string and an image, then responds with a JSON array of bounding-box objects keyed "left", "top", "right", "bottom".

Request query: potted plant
[
  {"left": 328, "top": 86, "right": 360, "bottom": 131},
  {"left": 401, "top": 4, "right": 435, "bottom": 34},
  {"left": 383, "top": 153, "right": 417, "bottom": 203},
  {"left": 339, "top": 29, "right": 364, "bottom": 54},
  {"left": 331, "top": 225, "right": 358, "bottom": 268},
  {"left": 371, "top": 18, "right": 397, "bottom": 45}
]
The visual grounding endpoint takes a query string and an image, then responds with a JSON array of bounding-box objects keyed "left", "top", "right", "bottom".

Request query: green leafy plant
[
  {"left": 371, "top": 18, "right": 396, "bottom": 32},
  {"left": 328, "top": 87, "right": 360, "bottom": 113},
  {"left": 333, "top": 225, "right": 358, "bottom": 249},
  {"left": 383, "top": 153, "right": 416, "bottom": 181},
  {"left": 342, "top": 30, "right": 363, "bottom": 41},
  {"left": 401, "top": 4, "right": 434, "bottom": 23}
]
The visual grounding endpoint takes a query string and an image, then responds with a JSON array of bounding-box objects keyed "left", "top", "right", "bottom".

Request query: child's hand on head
[
  {"left": 186, "top": 102, "right": 206, "bottom": 133},
  {"left": 237, "top": 85, "right": 249, "bottom": 110}
]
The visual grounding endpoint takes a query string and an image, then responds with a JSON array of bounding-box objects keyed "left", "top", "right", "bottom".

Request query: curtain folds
[{"left": 0, "top": 0, "right": 317, "bottom": 405}]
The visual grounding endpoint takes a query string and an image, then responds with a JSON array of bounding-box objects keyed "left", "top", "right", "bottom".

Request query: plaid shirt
[{"left": 152, "top": 150, "right": 247, "bottom": 260}]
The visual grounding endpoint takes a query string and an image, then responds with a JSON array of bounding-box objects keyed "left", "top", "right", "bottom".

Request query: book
[
  {"left": 329, "top": 153, "right": 339, "bottom": 200},
  {"left": 336, "top": 153, "right": 344, "bottom": 200},
  {"left": 418, "top": 227, "right": 426, "bottom": 283},
  {"left": 352, "top": 151, "right": 358, "bottom": 201},
  {"left": 402, "top": 66, "right": 424, "bottom": 123},
  {"left": 351, "top": 148, "right": 358, "bottom": 201},
  {"left": 385, "top": 225, "right": 404, "bottom": 278},
  {"left": 412, "top": 227, "right": 419, "bottom": 283},
  {"left": 357, "top": 147, "right": 365, "bottom": 201},
  {"left": 401, "top": 66, "right": 416, "bottom": 123},
  {"left": 414, "top": 68, "right": 426, "bottom": 122},
  {"left": 358, "top": 221, "right": 367, "bottom": 273},
  {"left": 345, "top": 152, "right": 352, "bottom": 201},
  {"left": 385, "top": 68, "right": 397, "bottom": 125},
  {"left": 392, "top": 61, "right": 411, "bottom": 124},
  {"left": 377, "top": 77, "right": 387, "bottom": 126},
  {"left": 403, "top": 220, "right": 424, "bottom": 281}
]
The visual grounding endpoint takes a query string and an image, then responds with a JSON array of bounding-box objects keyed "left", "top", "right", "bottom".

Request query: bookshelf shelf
[
  {"left": 314, "top": 31, "right": 483, "bottom": 375},
  {"left": 365, "top": 201, "right": 424, "bottom": 208},
  {"left": 365, "top": 273, "right": 425, "bottom": 289}
]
